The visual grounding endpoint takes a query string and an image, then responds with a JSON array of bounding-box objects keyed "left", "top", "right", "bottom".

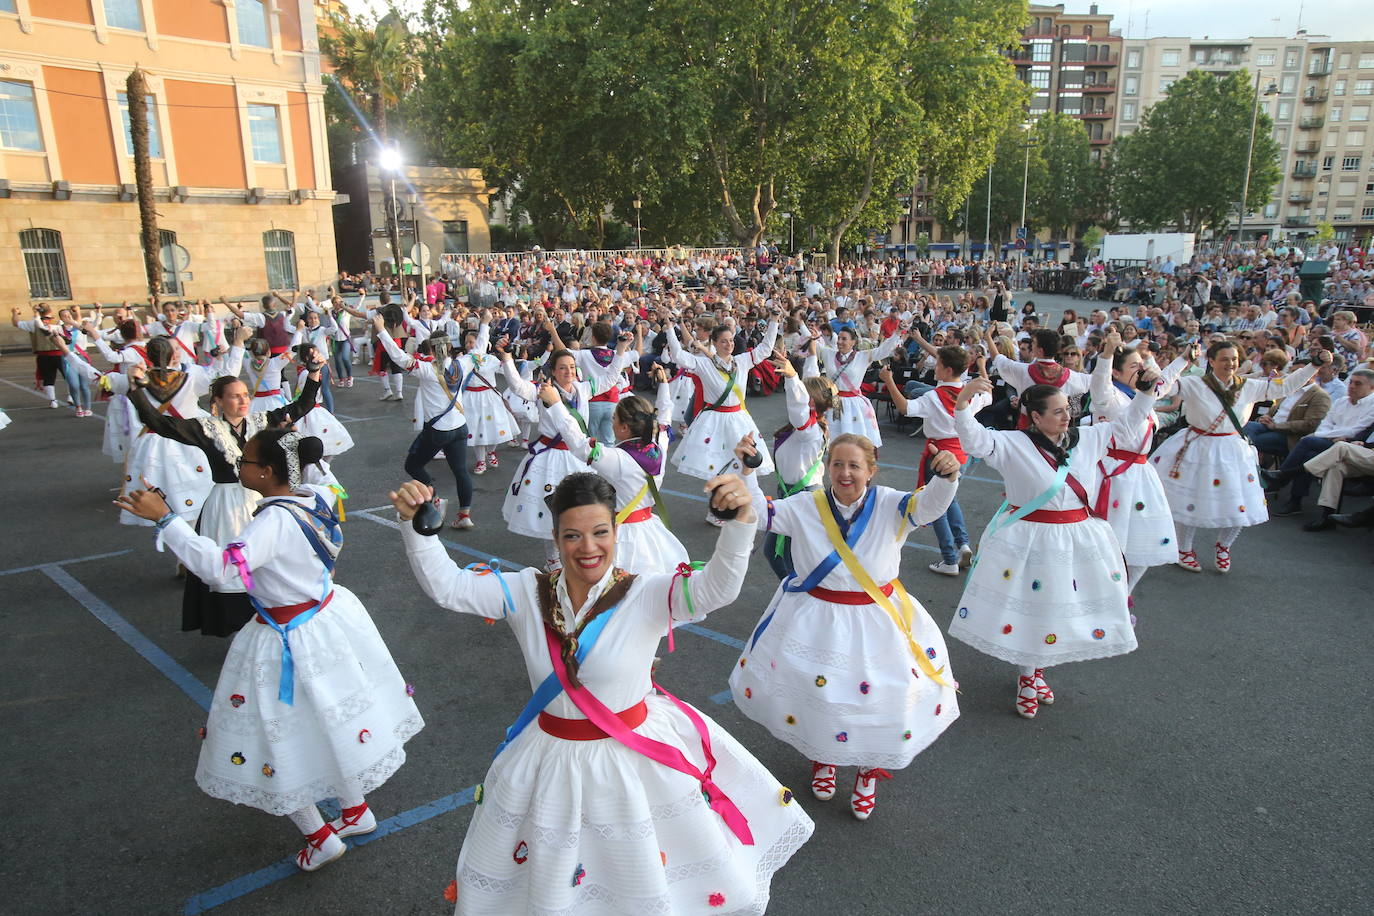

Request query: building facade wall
[{"left": 0, "top": 0, "right": 337, "bottom": 344}]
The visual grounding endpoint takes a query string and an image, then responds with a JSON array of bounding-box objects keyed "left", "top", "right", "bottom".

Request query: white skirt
[
  {"left": 950, "top": 516, "right": 1137, "bottom": 668},
  {"left": 464, "top": 388, "right": 518, "bottom": 446},
  {"left": 614, "top": 515, "right": 690, "bottom": 575},
  {"left": 0, "top": 408, "right": 9, "bottom": 431},
  {"left": 195, "top": 585, "right": 424, "bottom": 816},
  {"left": 669, "top": 375, "right": 696, "bottom": 424},
  {"left": 295, "top": 406, "right": 354, "bottom": 458},
  {"left": 503, "top": 388, "right": 538, "bottom": 423},
  {"left": 102, "top": 394, "right": 138, "bottom": 462},
  {"left": 1150, "top": 430, "right": 1267, "bottom": 529},
  {"left": 198, "top": 481, "right": 261, "bottom": 548},
  {"left": 730, "top": 586, "right": 958, "bottom": 769},
  {"left": 1100, "top": 462, "right": 1178, "bottom": 567},
  {"left": 252, "top": 392, "right": 288, "bottom": 412},
  {"left": 672, "top": 408, "right": 774, "bottom": 479},
  {"left": 502, "top": 446, "right": 589, "bottom": 539},
  {"left": 121, "top": 433, "right": 215, "bottom": 527},
  {"left": 452, "top": 693, "right": 813, "bottom": 915},
  {"left": 831, "top": 392, "right": 883, "bottom": 448}
]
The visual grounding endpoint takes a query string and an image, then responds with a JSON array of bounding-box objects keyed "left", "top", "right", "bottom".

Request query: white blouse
[
  {"left": 547, "top": 383, "right": 673, "bottom": 509},
  {"left": 665, "top": 321, "right": 779, "bottom": 409}
]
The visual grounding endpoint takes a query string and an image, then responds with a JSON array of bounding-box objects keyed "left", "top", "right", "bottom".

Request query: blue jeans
[
  {"left": 60, "top": 356, "right": 91, "bottom": 409},
  {"left": 331, "top": 339, "right": 353, "bottom": 380},
  {"left": 404, "top": 421, "right": 474, "bottom": 507},
  {"left": 1276, "top": 436, "right": 1334, "bottom": 501},
  {"left": 588, "top": 401, "right": 616, "bottom": 444},
  {"left": 1243, "top": 421, "right": 1288, "bottom": 458},
  {"left": 930, "top": 498, "right": 968, "bottom": 564},
  {"left": 904, "top": 381, "right": 935, "bottom": 399}
]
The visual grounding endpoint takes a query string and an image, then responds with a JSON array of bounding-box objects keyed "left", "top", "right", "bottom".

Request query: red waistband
[
  {"left": 838, "top": 390, "right": 862, "bottom": 398},
  {"left": 1007, "top": 506, "right": 1089, "bottom": 523},
  {"left": 254, "top": 389, "right": 282, "bottom": 397},
  {"left": 620, "top": 506, "right": 654, "bottom": 524},
  {"left": 464, "top": 385, "right": 492, "bottom": 392},
  {"left": 1189, "top": 426, "right": 1234, "bottom": 437},
  {"left": 590, "top": 389, "right": 621, "bottom": 403},
  {"left": 539, "top": 700, "right": 648, "bottom": 740},
  {"left": 808, "top": 581, "right": 895, "bottom": 605},
  {"left": 35, "top": 349, "right": 63, "bottom": 356},
  {"left": 1105, "top": 447, "right": 1148, "bottom": 464},
  {"left": 706, "top": 403, "right": 742, "bottom": 413},
  {"left": 255, "top": 589, "right": 334, "bottom": 626},
  {"left": 268, "top": 346, "right": 289, "bottom": 356},
  {"left": 536, "top": 435, "right": 569, "bottom": 450}
]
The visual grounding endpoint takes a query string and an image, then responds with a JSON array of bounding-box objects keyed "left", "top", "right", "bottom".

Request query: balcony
[
  {"left": 1283, "top": 217, "right": 1310, "bottom": 227},
  {"left": 1288, "top": 193, "right": 1313, "bottom": 203},
  {"left": 1292, "top": 164, "right": 1318, "bottom": 178},
  {"left": 1295, "top": 140, "right": 1320, "bottom": 153},
  {"left": 1298, "top": 116, "right": 1325, "bottom": 129},
  {"left": 1307, "top": 62, "right": 1332, "bottom": 77},
  {"left": 1303, "top": 90, "right": 1329, "bottom": 103},
  {"left": 1086, "top": 52, "right": 1119, "bottom": 67},
  {"left": 1078, "top": 107, "right": 1114, "bottom": 119},
  {"left": 1089, "top": 132, "right": 1113, "bottom": 145},
  {"left": 1083, "top": 80, "right": 1117, "bottom": 92}
]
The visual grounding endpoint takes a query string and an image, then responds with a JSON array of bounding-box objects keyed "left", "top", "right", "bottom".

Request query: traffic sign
[
  {"left": 1015, "top": 239, "right": 1026, "bottom": 250},
  {"left": 159, "top": 243, "right": 191, "bottom": 272},
  {"left": 1016, "top": 226, "right": 1027, "bottom": 239}
]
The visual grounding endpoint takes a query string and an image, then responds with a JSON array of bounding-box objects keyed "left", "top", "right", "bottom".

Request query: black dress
[{"left": 130, "top": 375, "right": 320, "bottom": 636}]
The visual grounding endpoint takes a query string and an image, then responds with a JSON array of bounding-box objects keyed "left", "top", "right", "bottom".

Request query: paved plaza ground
[{"left": 1, "top": 292, "right": 1368, "bottom": 915}]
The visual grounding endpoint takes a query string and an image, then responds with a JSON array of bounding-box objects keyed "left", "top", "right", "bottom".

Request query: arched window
[
  {"left": 19, "top": 228, "right": 71, "bottom": 299},
  {"left": 263, "top": 229, "right": 298, "bottom": 290}
]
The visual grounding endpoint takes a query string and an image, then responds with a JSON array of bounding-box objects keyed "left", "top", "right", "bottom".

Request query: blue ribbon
[
  {"left": 965, "top": 455, "right": 1072, "bottom": 583},
  {"left": 493, "top": 602, "right": 620, "bottom": 757},
  {"left": 463, "top": 559, "right": 515, "bottom": 619},
  {"left": 748, "top": 488, "right": 877, "bottom": 650},
  {"left": 1112, "top": 379, "right": 1137, "bottom": 400}
]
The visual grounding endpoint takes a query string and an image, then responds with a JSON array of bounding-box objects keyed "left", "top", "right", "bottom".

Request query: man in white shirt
[{"left": 1263, "top": 368, "right": 1374, "bottom": 514}]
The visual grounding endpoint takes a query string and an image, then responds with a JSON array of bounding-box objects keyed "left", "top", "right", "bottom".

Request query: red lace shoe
[
  {"left": 330, "top": 802, "right": 377, "bottom": 838},
  {"left": 810, "top": 762, "right": 837, "bottom": 801},
  {"left": 1033, "top": 668, "right": 1054, "bottom": 705},
  {"left": 1016, "top": 675, "right": 1039, "bottom": 719},
  {"left": 1214, "top": 543, "right": 1231, "bottom": 574},
  {"left": 296, "top": 823, "right": 346, "bottom": 872},
  {"left": 488, "top": 452, "right": 500, "bottom": 469},
  {"left": 472, "top": 460, "right": 487, "bottom": 475},
  {"left": 850, "top": 768, "right": 892, "bottom": 821},
  {"left": 1176, "top": 549, "right": 1202, "bottom": 572}
]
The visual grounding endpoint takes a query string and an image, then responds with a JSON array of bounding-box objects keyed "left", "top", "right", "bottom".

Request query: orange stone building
[{"left": 0, "top": 0, "right": 337, "bottom": 313}]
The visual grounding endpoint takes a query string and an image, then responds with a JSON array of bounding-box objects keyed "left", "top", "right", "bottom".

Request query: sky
[{"left": 343, "top": 0, "right": 1374, "bottom": 42}]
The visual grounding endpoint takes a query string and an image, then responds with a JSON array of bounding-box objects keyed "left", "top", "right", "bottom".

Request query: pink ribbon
[
  {"left": 223, "top": 543, "right": 253, "bottom": 591},
  {"left": 542, "top": 626, "right": 754, "bottom": 846}
]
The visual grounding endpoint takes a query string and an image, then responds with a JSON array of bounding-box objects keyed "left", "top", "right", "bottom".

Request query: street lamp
[
  {"left": 984, "top": 162, "right": 993, "bottom": 265},
  {"left": 1017, "top": 124, "right": 1040, "bottom": 288},
  {"left": 407, "top": 190, "right": 423, "bottom": 294},
  {"left": 780, "top": 212, "right": 794, "bottom": 254},
  {"left": 1238, "top": 73, "right": 1280, "bottom": 250},
  {"left": 378, "top": 143, "right": 403, "bottom": 288},
  {"left": 633, "top": 195, "right": 642, "bottom": 249}
]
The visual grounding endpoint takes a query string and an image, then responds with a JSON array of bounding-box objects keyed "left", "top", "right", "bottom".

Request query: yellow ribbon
[
  {"left": 715, "top": 363, "right": 745, "bottom": 408},
  {"left": 614, "top": 481, "right": 650, "bottom": 525},
  {"left": 811, "top": 489, "right": 951, "bottom": 688},
  {"left": 328, "top": 484, "right": 348, "bottom": 522}
]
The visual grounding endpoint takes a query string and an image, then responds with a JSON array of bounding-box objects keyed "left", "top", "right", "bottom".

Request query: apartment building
[
  {"left": 1117, "top": 33, "right": 1374, "bottom": 245},
  {"left": 0, "top": 0, "right": 337, "bottom": 310}
]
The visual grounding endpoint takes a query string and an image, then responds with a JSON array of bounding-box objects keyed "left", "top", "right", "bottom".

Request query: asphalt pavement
[{"left": 0, "top": 292, "right": 1368, "bottom": 915}]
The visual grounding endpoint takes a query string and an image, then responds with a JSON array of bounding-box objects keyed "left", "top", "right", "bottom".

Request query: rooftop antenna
[
  {"left": 1142, "top": 9, "right": 1149, "bottom": 39},
  {"left": 1296, "top": 0, "right": 1304, "bottom": 35},
  {"left": 1126, "top": 0, "right": 1133, "bottom": 38}
]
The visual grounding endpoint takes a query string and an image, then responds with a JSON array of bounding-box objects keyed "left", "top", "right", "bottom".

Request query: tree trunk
[
  {"left": 126, "top": 69, "right": 161, "bottom": 302},
  {"left": 828, "top": 147, "right": 880, "bottom": 267},
  {"left": 373, "top": 96, "right": 403, "bottom": 286}
]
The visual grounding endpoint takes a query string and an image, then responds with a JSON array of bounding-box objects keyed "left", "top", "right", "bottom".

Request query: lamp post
[
  {"left": 407, "top": 190, "right": 423, "bottom": 296},
  {"left": 780, "top": 211, "right": 793, "bottom": 254},
  {"left": 984, "top": 162, "right": 993, "bottom": 264},
  {"left": 1017, "top": 126, "right": 1040, "bottom": 289},
  {"left": 1238, "top": 72, "right": 1280, "bottom": 251},
  {"left": 378, "top": 144, "right": 403, "bottom": 289},
  {"left": 633, "top": 195, "right": 642, "bottom": 249}
]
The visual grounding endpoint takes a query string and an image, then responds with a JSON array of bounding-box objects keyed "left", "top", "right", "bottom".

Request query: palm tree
[
  {"left": 126, "top": 68, "right": 160, "bottom": 300},
  {"left": 321, "top": 9, "right": 420, "bottom": 281}
]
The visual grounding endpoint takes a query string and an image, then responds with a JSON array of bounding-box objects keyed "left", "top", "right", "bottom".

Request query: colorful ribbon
[{"left": 223, "top": 542, "right": 254, "bottom": 592}]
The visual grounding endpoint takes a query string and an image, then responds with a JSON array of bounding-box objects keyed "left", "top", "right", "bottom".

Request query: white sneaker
[
  {"left": 388, "top": 393, "right": 404, "bottom": 401},
  {"left": 379, "top": 391, "right": 394, "bottom": 401},
  {"left": 49, "top": 400, "right": 59, "bottom": 409},
  {"left": 450, "top": 513, "right": 475, "bottom": 530},
  {"left": 958, "top": 544, "right": 973, "bottom": 569},
  {"left": 330, "top": 803, "right": 377, "bottom": 838},
  {"left": 928, "top": 560, "right": 959, "bottom": 576}
]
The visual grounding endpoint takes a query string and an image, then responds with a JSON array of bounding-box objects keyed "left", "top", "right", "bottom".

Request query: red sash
[
  {"left": 935, "top": 385, "right": 960, "bottom": 415},
  {"left": 539, "top": 700, "right": 648, "bottom": 740},
  {"left": 917, "top": 437, "right": 966, "bottom": 487},
  {"left": 1031, "top": 440, "right": 1096, "bottom": 517},
  {"left": 808, "top": 581, "right": 895, "bottom": 604},
  {"left": 254, "top": 389, "right": 282, "bottom": 398},
  {"left": 1093, "top": 419, "right": 1155, "bottom": 518},
  {"left": 620, "top": 506, "right": 653, "bottom": 524},
  {"left": 256, "top": 590, "right": 335, "bottom": 626},
  {"left": 1005, "top": 506, "right": 1089, "bottom": 524}
]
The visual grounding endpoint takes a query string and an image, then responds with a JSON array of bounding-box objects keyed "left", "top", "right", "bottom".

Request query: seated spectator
[
  {"left": 1300, "top": 425, "right": 1374, "bottom": 530},
  {"left": 1262, "top": 368, "right": 1374, "bottom": 515},
  {"left": 1242, "top": 367, "right": 1331, "bottom": 462}
]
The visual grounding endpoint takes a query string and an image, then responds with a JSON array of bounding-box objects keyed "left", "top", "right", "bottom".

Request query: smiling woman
[{"left": 395, "top": 470, "right": 813, "bottom": 914}]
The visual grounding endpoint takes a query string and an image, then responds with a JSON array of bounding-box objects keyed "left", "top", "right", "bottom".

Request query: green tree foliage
[
  {"left": 417, "top": 0, "right": 1026, "bottom": 250},
  {"left": 322, "top": 8, "right": 420, "bottom": 143},
  {"left": 1109, "top": 70, "right": 1281, "bottom": 234},
  {"left": 1030, "top": 112, "right": 1093, "bottom": 240}
]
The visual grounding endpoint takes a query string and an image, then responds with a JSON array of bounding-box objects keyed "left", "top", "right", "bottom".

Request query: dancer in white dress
[
  {"left": 1088, "top": 331, "right": 1196, "bottom": 598},
  {"left": 1150, "top": 341, "right": 1326, "bottom": 573},
  {"left": 92, "top": 320, "right": 153, "bottom": 463},
  {"left": 129, "top": 362, "right": 322, "bottom": 635},
  {"left": 116, "top": 429, "right": 422, "bottom": 872},
  {"left": 761, "top": 352, "right": 835, "bottom": 579},
  {"left": 814, "top": 327, "right": 904, "bottom": 446},
  {"left": 241, "top": 339, "right": 293, "bottom": 412},
  {"left": 986, "top": 327, "right": 1091, "bottom": 428},
  {"left": 499, "top": 348, "right": 592, "bottom": 566},
  {"left": 948, "top": 373, "right": 1161, "bottom": 720},
  {"left": 455, "top": 316, "right": 517, "bottom": 475},
  {"left": 291, "top": 342, "right": 355, "bottom": 459},
  {"left": 731, "top": 432, "right": 961, "bottom": 819},
  {"left": 393, "top": 471, "right": 812, "bottom": 914},
  {"left": 664, "top": 310, "right": 780, "bottom": 508},
  {"left": 542, "top": 364, "right": 689, "bottom": 575}
]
